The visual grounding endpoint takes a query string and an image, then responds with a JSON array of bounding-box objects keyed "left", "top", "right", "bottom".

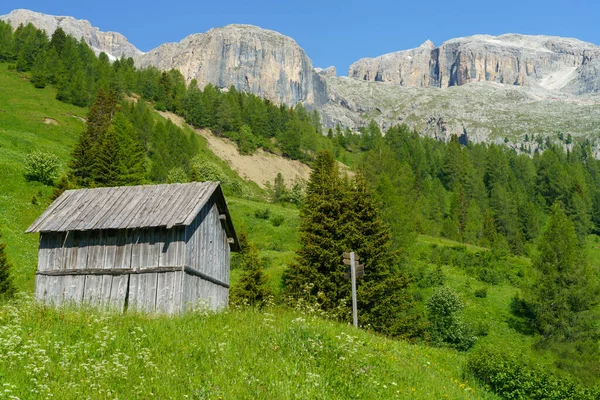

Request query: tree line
[{"left": 0, "top": 21, "right": 332, "bottom": 161}]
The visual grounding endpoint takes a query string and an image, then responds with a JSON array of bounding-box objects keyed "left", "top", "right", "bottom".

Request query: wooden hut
[{"left": 26, "top": 181, "right": 240, "bottom": 314}]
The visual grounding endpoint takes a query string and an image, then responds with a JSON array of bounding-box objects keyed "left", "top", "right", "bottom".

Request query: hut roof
[{"left": 26, "top": 182, "right": 239, "bottom": 250}]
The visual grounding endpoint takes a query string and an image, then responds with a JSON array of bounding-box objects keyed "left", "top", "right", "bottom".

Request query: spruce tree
[
  {"left": 284, "top": 152, "right": 421, "bottom": 338},
  {"left": 93, "top": 125, "right": 122, "bottom": 187},
  {"left": 527, "top": 203, "right": 600, "bottom": 341},
  {"left": 230, "top": 232, "right": 271, "bottom": 307},
  {"left": 283, "top": 150, "right": 348, "bottom": 310},
  {"left": 0, "top": 230, "right": 16, "bottom": 300}
]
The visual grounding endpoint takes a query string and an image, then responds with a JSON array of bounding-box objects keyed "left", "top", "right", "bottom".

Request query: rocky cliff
[
  {"left": 349, "top": 34, "right": 600, "bottom": 95},
  {"left": 135, "top": 24, "right": 328, "bottom": 106},
  {"left": 0, "top": 9, "right": 142, "bottom": 60}
]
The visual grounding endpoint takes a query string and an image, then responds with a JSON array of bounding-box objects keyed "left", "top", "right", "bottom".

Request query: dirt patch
[
  {"left": 157, "top": 111, "right": 312, "bottom": 188},
  {"left": 43, "top": 117, "right": 59, "bottom": 125}
]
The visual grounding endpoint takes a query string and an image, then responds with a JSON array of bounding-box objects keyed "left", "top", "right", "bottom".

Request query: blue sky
[{"left": 1, "top": 1, "right": 598, "bottom": 74}]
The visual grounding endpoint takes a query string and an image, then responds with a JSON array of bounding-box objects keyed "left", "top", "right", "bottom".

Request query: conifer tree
[
  {"left": 527, "top": 203, "right": 600, "bottom": 341},
  {"left": 0, "top": 230, "right": 16, "bottom": 300},
  {"left": 283, "top": 150, "right": 348, "bottom": 310},
  {"left": 230, "top": 232, "right": 271, "bottom": 307},
  {"left": 93, "top": 125, "right": 121, "bottom": 187}
]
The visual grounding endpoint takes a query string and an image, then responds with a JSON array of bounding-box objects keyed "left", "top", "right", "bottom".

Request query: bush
[
  {"left": 467, "top": 347, "right": 600, "bottom": 400},
  {"left": 271, "top": 215, "right": 285, "bottom": 227},
  {"left": 254, "top": 208, "right": 271, "bottom": 220},
  {"left": 24, "top": 151, "right": 60, "bottom": 185},
  {"left": 426, "top": 286, "right": 475, "bottom": 351},
  {"left": 474, "top": 287, "right": 487, "bottom": 298}
]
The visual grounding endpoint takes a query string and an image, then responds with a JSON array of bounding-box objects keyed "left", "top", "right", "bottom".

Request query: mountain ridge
[{"left": 2, "top": 8, "right": 600, "bottom": 148}]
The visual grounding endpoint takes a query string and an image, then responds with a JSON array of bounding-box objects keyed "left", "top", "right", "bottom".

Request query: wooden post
[{"left": 350, "top": 251, "right": 358, "bottom": 328}]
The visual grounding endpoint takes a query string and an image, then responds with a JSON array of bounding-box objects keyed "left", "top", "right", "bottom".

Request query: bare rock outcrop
[
  {"left": 315, "top": 66, "right": 337, "bottom": 77},
  {"left": 0, "top": 9, "right": 142, "bottom": 60},
  {"left": 135, "top": 24, "right": 328, "bottom": 106},
  {"left": 349, "top": 34, "right": 600, "bottom": 94}
]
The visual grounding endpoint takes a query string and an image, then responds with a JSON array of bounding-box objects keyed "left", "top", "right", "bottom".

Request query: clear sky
[{"left": 1, "top": 0, "right": 598, "bottom": 74}]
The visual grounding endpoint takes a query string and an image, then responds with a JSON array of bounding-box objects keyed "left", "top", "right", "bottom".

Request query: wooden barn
[{"left": 26, "top": 181, "right": 240, "bottom": 314}]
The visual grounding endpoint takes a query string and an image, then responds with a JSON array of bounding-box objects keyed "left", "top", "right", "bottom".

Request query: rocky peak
[
  {"left": 135, "top": 24, "right": 328, "bottom": 106},
  {"left": 348, "top": 33, "right": 600, "bottom": 94},
  {"left": 0, "top": 9, "right": 142, "bottom": 60}
]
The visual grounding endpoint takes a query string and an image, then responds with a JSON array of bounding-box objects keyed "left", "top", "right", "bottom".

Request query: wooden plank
[
  {"left": 109, "top": 275, "right": 129, "bottom": 312},
  {"left": 46, "top": 189, "right": 91, "bottom": 232},
  {"left": 100, "top": 275, "right": 113, "bottom": 307},
  {"left": 144, "top": 185, "right": 182, "bottom": 228},
  {"left": 155, "top": 271, "right": 173, "bottom": 313},
  {"left": 83, "top": 275, "right": 103, "bottom": 306},
  {"left": 111, "top": 186, "right": 152, "bottom": 229},
  {"left": 36, "top": 266, "right": 183, "bottom": 276},
  {"left": 114, "top": 230, "right": 131, "bottom": 269},
  {"left": 58, "top": 188, "right": 111, "bottom": 232},
  {"left": 164, "top": 186, "right": 196, "bottom": 229},
  {"left": 37, "top": 233, "right": 50, "bottom": 272},
  {"left": 127, "top": 274, "right": 140, "bottom": 312},
  {"left": 34, "top": 274, "right": 46, "bottom": 302},
  {"left": 86, "top": 230, "right": 104, "bottom": 270},
  {"left": 171, "top": 183, "right": 213, "bottom": 228},
  {"left": 74, "top": 231, "right": 90, "bottom": 269},
  {"left": 144, "top": 272, "right": 158, "bottom": 313},
  {"left": 46, "top": 275, "right": 61, "bottom": 305},
  {"left": 130, "top": 229, "right": 143, "bottom": 271},
  {"left": 26, "top": 190, "right": 76, "bottom": 232},
  {"left": 181, "top": 182, "right": 218, "bottom": 226},
  {"left": 125, "top": 185, "right": 166, "bottom": 229},
  {"left": 83, "top": 187, "right": 127, "bottom": 230}
]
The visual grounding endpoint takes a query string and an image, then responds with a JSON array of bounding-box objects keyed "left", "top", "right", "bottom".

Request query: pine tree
[
  {"left": 284, "top": 152, "right": 421, "bottom": 338},
  {"left": 527, "top": 203, "right": 600, "bottom": 341},
  {"left": 0, "top": 230, "right": 16, "bottom": 300},
  {"left": 111, "top": 112, "right": 147, "bottom": 185},
  {"left": 283, "top": 151, "right": 349, "bottom": 310},
  {"left": 349, "top": 173, "right": 423, "bottom": 339},
  {"left": 230, "top": 232, "right": 271, "bottom": 307},
  {"left": 93, "top": 125, "right": 122, "bottom": 187}
]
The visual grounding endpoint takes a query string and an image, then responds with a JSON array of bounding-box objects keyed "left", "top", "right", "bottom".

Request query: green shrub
[
  {"left": 467, "top": 347, "right": 600, "bottom": 400},
  {"left": 426, "top": 286, "right": 475, "bottom": 351},
  {"left": 474, "top": 287, "right": 487, "bottom": 298},
  {"left": 271, "top": 215, "right": 285, "bottom": 227},
  {"left": 254, "top": 208, "right": 271, "bottom": 220},
  {"left": 24, "top": 151, "right": 60, "bottom": 185}
]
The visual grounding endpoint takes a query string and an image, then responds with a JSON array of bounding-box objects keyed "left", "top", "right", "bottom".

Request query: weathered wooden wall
[
  {"left": 35, "top": 195, "right": 231, "bottom": 314},
  {"left": 183, "top": 197, "right": 230, "bottom": 310},
  {"left": 35, "top": 226, "right": 187, "bottom": 313}
]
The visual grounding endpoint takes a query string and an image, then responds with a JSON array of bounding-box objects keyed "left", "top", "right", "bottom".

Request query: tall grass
[{"left": 0, "top": 295, "right": 499, "bottom": 399}]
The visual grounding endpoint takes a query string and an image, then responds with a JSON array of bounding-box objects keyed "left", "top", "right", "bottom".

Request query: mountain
[
  {"left": 348, "top": 34, "right": 600, "bottom": 95},
  {"left": 0, "top": 9, "right": 142, "bottom": 60},
  {"left": 3, "top": 8, "right": 600, "bottom": 147},
  {"left": 135, "top": 24, "right": 328, "bottom": 107}
]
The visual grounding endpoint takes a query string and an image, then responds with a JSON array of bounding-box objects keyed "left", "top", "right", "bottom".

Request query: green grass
[
  {"left": 0, "top": 297, "right": 499, "bottom": 399},
  {"left": 0, "top": 63, "right": 87, "bottom": 291},
  {"left": 228, "top": 197, "right": 300, "bottom": 294}
]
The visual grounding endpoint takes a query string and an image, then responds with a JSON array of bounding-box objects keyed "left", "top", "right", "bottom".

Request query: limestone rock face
[
  {"left": 348, "top": 34, "right": 600, "bottom": 94},
  {"left": 135, "top": 24, "right": 328, "bottom": 106},
  {"left": 315, "top": 66, "right": 337, "bottom": 77},
  {"left": 0, "top": 9, "right": 142, "bottom": 60}
]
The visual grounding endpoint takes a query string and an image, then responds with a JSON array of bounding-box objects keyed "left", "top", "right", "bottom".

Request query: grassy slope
[
  {"left": 0, "top": 63, "right": 87, "bottom": 291},
  {"left": 0, "top": 298, "right": 498, "bottom": 399}
]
